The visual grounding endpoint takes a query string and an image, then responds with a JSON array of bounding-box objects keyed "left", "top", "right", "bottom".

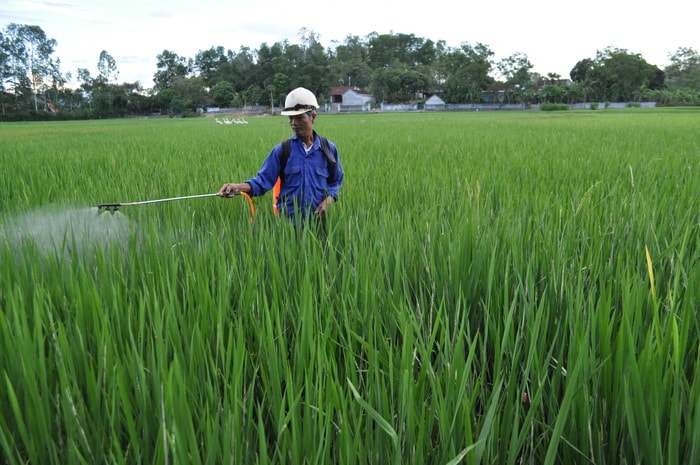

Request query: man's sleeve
[{"left": 245, "top": 144, "right": 282, "bottom": 196}]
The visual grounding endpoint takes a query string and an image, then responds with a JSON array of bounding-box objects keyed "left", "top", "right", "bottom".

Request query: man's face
[{"left": 288, "top": 111, "right": 314, "bottom": 136}]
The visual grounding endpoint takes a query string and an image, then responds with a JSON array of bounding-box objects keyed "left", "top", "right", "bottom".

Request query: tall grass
[{"left": 1, "top": 109, "right": 699, "bottom": 464}]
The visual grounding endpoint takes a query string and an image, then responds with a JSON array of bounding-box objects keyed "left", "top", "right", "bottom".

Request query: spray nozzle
[{"left": 97, "top": 203, "right": 120, "bottom": 212}]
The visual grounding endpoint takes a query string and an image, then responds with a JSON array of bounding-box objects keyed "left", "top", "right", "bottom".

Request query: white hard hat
[{"left": 281, "top": 87, "right": 319, "bottom": 116}]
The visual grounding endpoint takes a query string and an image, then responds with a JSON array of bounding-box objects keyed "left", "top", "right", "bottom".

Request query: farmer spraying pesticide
[{"left": 218, "top": 87, "right": 344, "bottom": 227}]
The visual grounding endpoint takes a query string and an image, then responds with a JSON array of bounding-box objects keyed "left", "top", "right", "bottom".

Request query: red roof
[{"left": 330, "top": 86, "right": 370, "bottom": 96}]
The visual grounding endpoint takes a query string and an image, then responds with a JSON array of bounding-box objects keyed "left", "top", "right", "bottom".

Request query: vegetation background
[{"left": 2, "top": 23, "right": 700, "bottom": 120}]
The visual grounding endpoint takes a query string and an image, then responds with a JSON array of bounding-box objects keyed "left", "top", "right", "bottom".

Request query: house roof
[
  {"left": 330, "top": 86, "right": 372, "bottom": 96},
  {"left": 425, "top": 95, "right": 445, "bottom": 105}
]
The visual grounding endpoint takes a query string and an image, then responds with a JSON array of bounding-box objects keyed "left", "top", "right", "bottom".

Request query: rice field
[{"left": 0, "top": 108, "right": 699, "bottom": 464}]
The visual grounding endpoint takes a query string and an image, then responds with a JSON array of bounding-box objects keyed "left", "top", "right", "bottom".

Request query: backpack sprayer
[{"left": 97, "top": 192, "right": 256, "bottom": 222}]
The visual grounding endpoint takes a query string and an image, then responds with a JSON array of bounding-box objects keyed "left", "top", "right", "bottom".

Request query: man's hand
[
  {"left": 314, "top": 196, "right": 334, "bottom": 217},
  {"left": 218, "top": 183, "right": 250, "bottom": 197}
]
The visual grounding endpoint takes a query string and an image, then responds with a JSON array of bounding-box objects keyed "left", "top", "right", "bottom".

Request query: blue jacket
[{"left": 245, "top": 133, "right": 344, "bottom": 220}]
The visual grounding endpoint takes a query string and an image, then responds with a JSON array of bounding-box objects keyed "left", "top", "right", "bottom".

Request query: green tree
[
  {"left": 212, "top": 80, "right": 237, "bottom": 107},
  {"left": 438, "top": 42, "right": 494, "bottom": 103},
  {"left": 255, "top": 42, "right": 286, "bottom": 90},
  {"left": 497, "top": 52, "right": 533, "bottom": 87},
  {"left": 154, "top": 50, "right": 190, "bottom": 91},
  {"left": 152, "top": 87, "right": 177, "bottom": 114},
  {"left": 194, "top": 46, "right": 230, "bottom": 89},
  {"left": 536, "top": 73, "right": 568, "bottom": 104},
  {"left": 75, "top": 53, "right": 135, "bottom": 117},
  {"left": 269, "top": 72, "right": 291, "bottom": 109},
  {"left": 1, "top": 23, "right": 60, "bottom": 111},
  {"left": 91, "top": 51, "right": 120, "bottom": 116},
  {"left": 127, "top": 90, "right": 155, "bottom": 115},
  {"left": 295, "top": 34, "right": 331, "bottom": 100},
  {"left": 96, "top": 50, "right": 118, "bottom": 84},
  {"left": 367, "top": 32, "right": 437, "bottom": 68},
  {"left": 570, "top": 58, "right": 595, "bottom": 83},
  {"left": 229, "top": 46, "right": 256, "bottom": 91},
  {"left": 665, "top": 47, "right": 700, "bottom": 91},
  {"left": 54, "top": 85, "right": 85, "bottom": 113},
  {"left": 569, "top": 58, "right": 599, "bottom": 101},
  {"left": 0, "top": 30, "right": 10, "bottom": 114},
  {"left": 170, "top": 75, "right": 206, "bottom": 115},
  {"left": 242, "top": 84, "right": 265, "bottom": 107},
  {"left": 538, "top": 81, "right": 568, "bottom": 103},
  {"left": 75, "top": 67, "right": 94, "bottom": 110},
  {"left": 593, "top": 47, "right": 665, "bottom": 102},
  {"left": 371, "top": 60, "right": 431, "bottom": 103},
  {"left": 330, "top": 35, "right": 372, "bottom": 89}
]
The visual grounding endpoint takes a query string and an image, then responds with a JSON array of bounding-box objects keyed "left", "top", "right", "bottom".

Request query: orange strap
[{"left": 272, "top": 177, "right": 281, "bottom": 216}]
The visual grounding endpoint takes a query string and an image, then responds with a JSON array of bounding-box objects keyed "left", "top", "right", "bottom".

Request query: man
[{"left": 219, "top": 87, "right": 344, "bottom": 225}]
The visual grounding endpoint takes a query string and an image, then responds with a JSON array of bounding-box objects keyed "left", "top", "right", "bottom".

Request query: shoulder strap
[
  {"left": 318, "top": 136, "right": 337, "bottom": 187},
  {"left": 318, "top": 136, "right": 336, "bottom": 164},
  {"left": 280, "top": 139, "right": 291, "bottom": 176},
  {"left": 273, "top": 140, "right": 291, "bottom": 216}
]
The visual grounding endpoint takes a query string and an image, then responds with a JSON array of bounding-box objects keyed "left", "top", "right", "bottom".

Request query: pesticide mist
[{"left": 1, "top": 206, "right": 132, "bottom": 263}]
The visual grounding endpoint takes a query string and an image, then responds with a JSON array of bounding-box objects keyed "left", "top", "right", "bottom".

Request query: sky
[{"left": 2, "top": 0, "right": 697, "bottom": 88}]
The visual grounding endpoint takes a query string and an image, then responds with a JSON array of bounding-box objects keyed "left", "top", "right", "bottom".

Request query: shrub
[{"left": 540, "top": 103, "right": 568, "bottom": 111}]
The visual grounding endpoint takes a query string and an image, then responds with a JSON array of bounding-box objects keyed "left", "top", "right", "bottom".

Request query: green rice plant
[{"left": 0, "top": 108, "right": 699, "bottom": 464}]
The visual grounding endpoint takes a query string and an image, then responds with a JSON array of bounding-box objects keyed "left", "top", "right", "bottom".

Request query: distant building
[
  {"left": 329, "top": 86, "right": 375, "bottom": 112},
  {"left": 425, "top": 95, "right": 445, "bottom": 111}
]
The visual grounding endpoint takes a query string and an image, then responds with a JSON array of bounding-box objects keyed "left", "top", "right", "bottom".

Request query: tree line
[{"left": 2, "top": 23, "right": 699, "bottom": 120}]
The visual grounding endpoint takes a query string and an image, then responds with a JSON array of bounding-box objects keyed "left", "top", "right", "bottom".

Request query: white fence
[
  {"left": 568, "top": 102, "right": 657, "bottom": 110},
  {"left": 206, "top": 101, "right": 658, "bottom": 115},
  {"left": 383, "top": 102, "right": 658, "bottom": 112},
  {"left": 384, "top": 103, "right": 531, "bottom": 112}
]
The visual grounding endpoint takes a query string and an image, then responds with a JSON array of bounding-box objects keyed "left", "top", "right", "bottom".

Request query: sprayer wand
[
  {"left": 97, "top": 192, "right": 256, "bottom": 222},
  {"left": 97, "top": 193, "right": 221, "bottom": 211}
]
